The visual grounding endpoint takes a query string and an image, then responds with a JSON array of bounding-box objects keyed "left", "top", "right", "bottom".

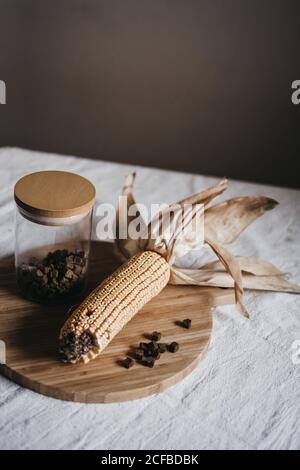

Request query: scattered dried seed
[
  {"left": 144, "top": 348, "right": 154, "bottom": 357},
  {"left": 157, "top": 343, "right": 167, "bottom": 353},
  {"left": 182, "top": 319, "right": 192, "bottom": 329},
  {"left": 148, "top": 341, "right": 159, "bottom": 352},
  {"left": 141, "top": 357, "right": 155, "bottom": 368},
  {"left": 121, "top": 357, "right": 134, "bottom": 369},
  {"left": 129, "top": 332, "right": 179, "bottom": 368},
  {"left": 151, "top": 331, "right": 161, "bottom": 341},
  {"left": 168, "top": 342, "right": 179, "bottom": 353},
  {"left": 152, "top": 350, "right": 161, "bottom": 360},
  {"left": 134, "top": 349, "right": 144, "bottom": 361}
]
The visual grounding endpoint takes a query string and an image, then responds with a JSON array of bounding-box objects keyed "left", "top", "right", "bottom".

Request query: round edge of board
[
  {"left": 0, "top": 321, "right": 212, "bottom": 404},
  {"left": 0, "top": 241, "right": 234, "bottom": 404}
]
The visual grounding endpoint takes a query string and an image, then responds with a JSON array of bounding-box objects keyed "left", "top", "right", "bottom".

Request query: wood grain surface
[{"left": 0, "top": 241, "right": 235, "bottom": 403}]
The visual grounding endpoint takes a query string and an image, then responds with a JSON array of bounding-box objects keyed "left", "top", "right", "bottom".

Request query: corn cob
[{"left": 59, "top": 250, "right": 170, "bottom": 363}]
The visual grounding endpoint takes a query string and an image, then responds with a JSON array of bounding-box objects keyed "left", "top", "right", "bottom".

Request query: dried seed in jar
[
  {"left": 16, "top": 249, "right": 87, "bottom": 303},
  {"left": 168, "top": 342, "right": 179, "bottom": 353},
  {"left": 65, "top": 269, "right": 74, "bottom": 280}
]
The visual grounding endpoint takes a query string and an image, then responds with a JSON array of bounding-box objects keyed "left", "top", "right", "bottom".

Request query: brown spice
[
  {"left": 121, "top": 357, "right": 134, "bottom": 369},
  {"left": 150, "top": 331, "right": 161, "bottom": 341},
  {"left": 157, "top": 343, "right": 167, "bottom": 353},
  {"left": 168, "top": 342, "right": 179, "bottom": 353},
  {"left": 134, "top": 349, "right": 144, "bottom": 361},
  {"left": 182, "top": 319, "right": 192, "bottom": 329},
  {"left": 17, "top": 249, "right": 87, "bottom": 303},
  {"left": 141, "top": 357, "right": 155, "bottom": 368}
]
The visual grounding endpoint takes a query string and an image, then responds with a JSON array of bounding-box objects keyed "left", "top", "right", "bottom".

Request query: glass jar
[{"left": 14, "top": 171, "right": 96, "bottom": 304}]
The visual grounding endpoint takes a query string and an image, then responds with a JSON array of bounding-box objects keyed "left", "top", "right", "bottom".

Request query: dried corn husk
[
  {"left": 204, "top": 197, "right": 278, "bottom": 244},
  {"left": 114, "top": 174, "right": 300, "bottom": 317},
  {"left": 143, "top": 203, "right": 204, "bottom": 263},
  {"left": 205, "top": 238, "right": 247, "bottom": 317},
  {"left": 177, "top": 177, "right": 228, "bottom": 207},
  {"left": 201, "top": 256, "right": 283, "bottom": 276},
  {"left": 169, "top": 267, "right": 300, "bottom": 293}
]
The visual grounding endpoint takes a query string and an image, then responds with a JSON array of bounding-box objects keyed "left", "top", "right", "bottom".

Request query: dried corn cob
[{"left": 59, "top": 250, "right": 170, "bottom": 363}]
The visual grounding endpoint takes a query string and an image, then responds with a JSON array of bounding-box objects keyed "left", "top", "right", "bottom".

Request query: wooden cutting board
[{"left": 0, "top": 241, "right": 235, "bottom": 403}]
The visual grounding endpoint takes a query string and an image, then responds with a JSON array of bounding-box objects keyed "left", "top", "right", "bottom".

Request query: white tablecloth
[{"left": 0, "top": 147, "right": 300, "bottom": 450}]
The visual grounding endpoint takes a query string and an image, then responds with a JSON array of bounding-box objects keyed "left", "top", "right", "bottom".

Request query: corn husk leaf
[
  {"left": 114, "top": 172, "right": 147, "bottom": 261},
  {"left": 114, "top": 173, "right": 300, "bottom": 318},
  {"left": 205, "top": 238, "right": 248, "bottom": 317},
  {"left": 177, "top": 177, "right": 228, "bottom": 207},
  {"left": 204, "top": 197, "right": 278, "bottom": 245},
  {"left": 144, "top": 203, "right": 204, "bottom": 263},
  {"left": 114, "top": 174, "right": 223, "bottom": 262},
  {"left": 169, "top": 267, "right": 300, "bottom": 293},
  {"left": 202, "top": 256, "right": 283, "bottom": 276}
]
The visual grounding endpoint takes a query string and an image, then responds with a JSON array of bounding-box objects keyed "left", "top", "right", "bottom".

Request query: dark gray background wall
[{"left": 0, "top": 0, "right": 299, "bottom": 187}]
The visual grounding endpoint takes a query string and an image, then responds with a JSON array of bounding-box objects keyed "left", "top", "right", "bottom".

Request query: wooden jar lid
[{"left": 14, "top": 171, "right": 96, "bottom": 219}]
